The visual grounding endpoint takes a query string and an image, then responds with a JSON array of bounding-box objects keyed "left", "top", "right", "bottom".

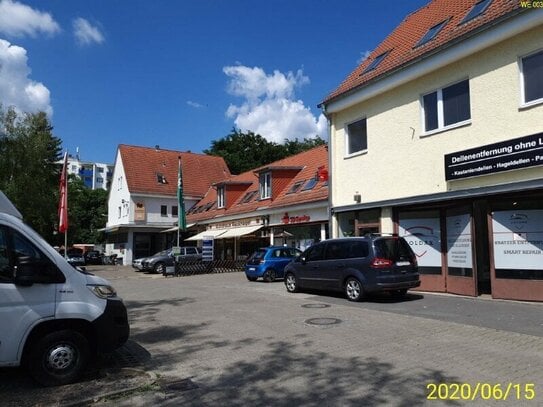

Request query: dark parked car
[
  {"left": 133, "top": 247, "right": 202, "bottom": 274},
  {"left": 283, "top": 236, "right": 420, "bottom": 301},
  {"left": 245, "top": 246, "right": 302, "bottom": 282},
  {"left": 84, "top": 250, "right": 103, "bottom": 265},
  {"left": 65, "top": 248, "right": 86, "bottom": 268}
]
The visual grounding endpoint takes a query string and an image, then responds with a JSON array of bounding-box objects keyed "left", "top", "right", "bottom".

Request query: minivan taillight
[{"left": 371, "top": 257, "right": 393, "bottom": 269}]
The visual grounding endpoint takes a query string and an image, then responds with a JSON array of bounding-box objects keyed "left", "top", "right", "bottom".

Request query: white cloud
[
  {"left": 223, "top": 65, "right": 327, "bottom": 143},
  {"left": 187, "top": 100, "right": 204, "bottom": 108},
  {"left": 0, "top": 0, "right": 60, "bottom": 38},
  {"left": 73, "top": 17, "right": 104, "bottom": 46},
  {"left": 357, "top": 50, "right": 372, "bottom": 65},
  {"left": 0, "top": 39, "right": 52, "bottom": 116}
]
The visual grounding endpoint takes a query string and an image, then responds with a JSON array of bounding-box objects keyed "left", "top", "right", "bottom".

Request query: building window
[
  {"left": 301, "top": 178, "right": 318, "bottom": 191},
  {"left": 161, "top": 205, "right": 167, "bottom": 216},
  {"left": 415, "top": 19, "right": 448, "bottom": 47},
  {"left": 97, "top": 167, "right": 104, "bottom": 173},
  {"left": 361, "top": 51, "right": 390, "bottom": 74},
  {"left": 172, "top": 206, "right": 178, "bottom": 216},
  {"left": 460, "top": 0, "right": 492, "bottom": 24},
  {"left": 287, "top": 180, "right": 304, "bottom": 194},
  {"left": 217, "top": 186, "right": 225, "bottom": 208},
  {"left": 520, "top": 49, "right": 543, "bottom": 106},
  {"left": 346, "top": 118, "right": 367, "bottom": 155},
  {"left": 422, "top": 79, "right": 470, "bottom": 133},
  {"left": 259, "top": 172, "right": 271, "bottom": 199},
  {"left": 157, "top": 173, "right": 167, "bottom": 184},
  {"left": 118, "top": 206, "right": 121, "bottom": 218}
]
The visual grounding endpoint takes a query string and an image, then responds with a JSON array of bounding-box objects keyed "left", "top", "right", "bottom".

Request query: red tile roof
[
  {"left": 118, "top": 145, "right": 230, "bottom": 198},
  {"left": 322, "top": 0, "right": 525, "bottom": 105},
  {"left": 187, "top": 145, "right": 329, "bottom": 223}
]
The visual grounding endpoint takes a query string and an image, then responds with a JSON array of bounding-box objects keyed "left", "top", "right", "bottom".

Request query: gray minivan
[{"left": 284, "top": 236, "right": 420, "bottom": 301}]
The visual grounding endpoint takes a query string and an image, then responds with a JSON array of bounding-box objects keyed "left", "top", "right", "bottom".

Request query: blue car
[{"left": 245, "top": 246, "right": 302, "bottom": 282}]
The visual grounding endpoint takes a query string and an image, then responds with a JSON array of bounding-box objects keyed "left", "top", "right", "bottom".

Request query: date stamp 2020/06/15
[{"left": 426, "top": 383, "right": 536, "bottom": 401}]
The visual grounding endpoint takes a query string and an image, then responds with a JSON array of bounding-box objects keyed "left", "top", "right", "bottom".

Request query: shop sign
[
  {"left": 492, "top": 210, "right": 543, "bottom": 270},
  {"left": 281, "top": 212, "right": 311, "bottom": 224},
  {"left": 202, "top": 236, "right": 214, "bottom": 262},
  {"left": 444, "top": 132, "right": 543, "bottom": 181},
  {"left": 446, "top": 214, "right": 472, "bottom": 270},
  {"left": 399, "top": 218, "right": 441, "bottom": 267}
]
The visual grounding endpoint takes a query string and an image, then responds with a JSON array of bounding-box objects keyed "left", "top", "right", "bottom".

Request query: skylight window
[
  {"left": 460, "top": 0, "right": 492, "bottom": 24},
  {"left": 240, "top": 190, "right": 257, "bottom": 204},
  {"left": 301, "top": 178, "right": 318, "bottom": 191},
  {"left": 361, "top": 51, "right": 389, "bottom": 74},
  {"left": 415, "top": 19, "right": 448, "bottom": 47},
  {"left": 156, "top": 173, "right": 167, "bottom": 184},
  {"left": 287, "top": 180, "right": 304, "bottom": 194}
]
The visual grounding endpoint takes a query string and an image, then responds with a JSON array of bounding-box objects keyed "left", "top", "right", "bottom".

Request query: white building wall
[{"left": 330, "top": 24, "right": 543, "bottom": 210}]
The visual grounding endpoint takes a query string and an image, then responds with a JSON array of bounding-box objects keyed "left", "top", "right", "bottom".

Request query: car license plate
[
  {"left": 249, "top": 267, "right": 256, "bottom": 271},
  {"left": 396, "top": 261, "right": 410, "bottom": 266}
]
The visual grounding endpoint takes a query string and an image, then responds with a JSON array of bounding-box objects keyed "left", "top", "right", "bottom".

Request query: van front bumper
[{"left": 92, "top": 298, "right": 130, "bottom": 352}]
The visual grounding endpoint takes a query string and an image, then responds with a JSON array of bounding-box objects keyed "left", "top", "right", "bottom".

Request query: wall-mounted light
[{"left": 353, "top": 193, "right": 361, "bottom": 203}]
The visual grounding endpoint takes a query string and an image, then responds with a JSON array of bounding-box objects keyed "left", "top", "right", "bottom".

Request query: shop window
[
  {"left": 422, "top": 79, "right": 471, "bottom": 133},
  {"left": 520, "top": 49, "right": 543, "bottom": 106},
  {"left": 346, "top": 118, "right": 367, "bottom": 156},
  {"left": 259, "top": 172, "right": 271, "bottom": 199}
]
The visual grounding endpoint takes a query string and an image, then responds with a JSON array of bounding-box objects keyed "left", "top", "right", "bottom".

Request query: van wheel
[
  {"left": 345, "top": 277, "right": 364, "bottom": 302},
  {"left": 27, "top": 330, "right": 90, "bottom": 386},
  {"left": 153, "top": 262, "right": 165, "bottom": 274},
  {"left": 285, "top": 273, "right": 298, "bottom": 293},
  {"left": 263, "top": 269, "right": 276, "bottom": 282}
]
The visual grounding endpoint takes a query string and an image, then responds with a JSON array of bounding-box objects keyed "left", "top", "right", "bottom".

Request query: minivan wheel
[
  {"left": 285, "top": 273, "right": 298, "bottom": 293},
  {"left": 263, "top": 269, "right": 276, "bottom": 282},
  {"left": 26, "top": 330, "right": 90, "bottom": 386},
  {"left": 345, "top": 278, "right": 364, "bottom": 302}
]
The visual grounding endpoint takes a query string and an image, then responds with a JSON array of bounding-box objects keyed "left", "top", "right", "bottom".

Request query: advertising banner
[
  {"left": 492, "top": 210, "right": 543, "bottom": 270},
  {"left": 446, "top": 213, "right": 473, "bottom": 276},
  {"left": 399, "top": 218, "right": 442, "bottom": 273}
]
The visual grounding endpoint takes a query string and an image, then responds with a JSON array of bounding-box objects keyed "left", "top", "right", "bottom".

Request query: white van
[{"left": 0, "top": 191, "right": 129, "bottom": 386}]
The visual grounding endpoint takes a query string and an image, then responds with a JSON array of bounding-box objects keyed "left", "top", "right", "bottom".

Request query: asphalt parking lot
[{"left": 2, "top": 265, "right": 542, "bottom": 406}]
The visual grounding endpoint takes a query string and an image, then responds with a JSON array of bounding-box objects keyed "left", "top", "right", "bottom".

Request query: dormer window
[
  {"left": 157, "top": 173, "right": 167, "bottom": 184},
  {"left": 415, "top": 19, "right": 448, "bottom": 47},
  {"left": 259, "top": 172, "right": 271, "bottom": 199},
  {"left": 460, "top": 0, "right": 492, "bottom": 25},
  {"left": 217, "top": 186, "right": 225, "bottom": 208}
]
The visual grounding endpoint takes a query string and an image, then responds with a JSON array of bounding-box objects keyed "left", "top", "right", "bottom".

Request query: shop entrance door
[
  {"left": 473, "top": 200, "right": 491, "bottom": 295},
  {"left": 445, "top": 208, "right": 477, "bottom": 296}
]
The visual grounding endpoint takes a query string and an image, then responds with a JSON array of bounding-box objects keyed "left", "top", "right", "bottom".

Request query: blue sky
[{"left": 0, "top": 0, "right": 429, "bottom": 164}]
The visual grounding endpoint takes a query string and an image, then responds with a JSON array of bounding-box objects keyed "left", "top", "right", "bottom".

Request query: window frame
[
  {"left": 217, "top": 186, "right": 225, "bottom": 208},
  {"left": 519, "top": 48, "right": 543, "bottom": 108},
  {"left": 459, "top": 0, "right": 492, "bottom": 25},
  {"left": 420, "top": 78, "right": 471, "bottom": 136},
  {"left": 345, "top": 117, "right": 368, "bottom": 157},
  {"left": 160, "top": 205, "right": 168, "bottom": 217},
  {"left": 259, "top": 172, "right": 272, "bottom": 200}
]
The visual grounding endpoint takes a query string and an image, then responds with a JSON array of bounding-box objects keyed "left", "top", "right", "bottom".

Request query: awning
[
  {"left": 186, "top": 229, "right": 227, "bottom": 241},
  {"left": 216, "top": 225, "right": 262, "bottom": 239},
  {"left": 161, "top": 223, "right": 196, "bottom": 233}
]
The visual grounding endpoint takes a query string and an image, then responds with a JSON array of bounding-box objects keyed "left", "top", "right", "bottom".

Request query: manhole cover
[
  {"left": 305, "top": 317, "right": 342, "bottom": 326},
  {"left": 301, "top": 303, "right": 331, "bottom": 309}
]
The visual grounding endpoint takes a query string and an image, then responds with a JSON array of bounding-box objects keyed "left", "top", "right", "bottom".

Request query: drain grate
[
  {"left": 301, "top": 303, "right": 331, "bottom": 309},
  {"left": 160, "top": 378, "right": 199, "bottom": 392},
  {"left": 305, "top": 317, "right": 342, "bottom": 326}
]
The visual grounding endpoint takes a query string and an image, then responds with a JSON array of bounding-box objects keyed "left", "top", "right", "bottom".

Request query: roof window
[
  {"left": 287, "top": 180, "right": 305, "bottom": 194},
  {"left": 301, "top": 178, "right": 318, "bottom": 191},
  {"left": 240, "top": 190, "right": 258, "bottom": 204},
  {"left": 460, "top": 0, "right": 492, "bottom": 24},
  {"left": 361, "top": 51, "right": 390, "bottom": 74},
  {"left": 415, "top": 19, "right": 448, "bottom": 47},
  {"left": 156, "top": 173, "right": 167, "bottom": 184}
]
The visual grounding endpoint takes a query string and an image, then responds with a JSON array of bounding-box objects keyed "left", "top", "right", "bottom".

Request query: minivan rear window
[{"left": 374, "top": 238, "right": 412, "bottom": 261}]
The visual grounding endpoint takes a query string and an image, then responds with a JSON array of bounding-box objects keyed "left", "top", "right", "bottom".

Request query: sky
[{"left": 0, "top": 0, "right": 430, "bottom": 164}]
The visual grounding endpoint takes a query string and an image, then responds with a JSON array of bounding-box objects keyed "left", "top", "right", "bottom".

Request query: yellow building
[{"left": 321, "top": 0, "right": 543, "bottom": 301}]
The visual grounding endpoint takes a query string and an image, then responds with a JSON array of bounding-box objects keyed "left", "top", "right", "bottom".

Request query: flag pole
[
  {"left": 59, "top": 151, "right": 69, "bottom": 258},
  {"left": 177, "top": 156, "right": 186, "bottom": 247}
]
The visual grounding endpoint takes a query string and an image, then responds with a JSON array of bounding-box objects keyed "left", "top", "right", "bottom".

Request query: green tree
[
  {"left": 0, "top": 106, "right": 62, "bottom": 241},
  {"left": 66, "top": 176, "right": 108, "bottom": 245},
  {"left": 205, "top": 128, "right": 326, "bottom": 174}
]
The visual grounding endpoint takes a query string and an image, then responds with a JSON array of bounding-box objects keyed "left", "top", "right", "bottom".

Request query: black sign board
[{"left": 444, "top": 132, "right": 543, "bottom": 181}]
